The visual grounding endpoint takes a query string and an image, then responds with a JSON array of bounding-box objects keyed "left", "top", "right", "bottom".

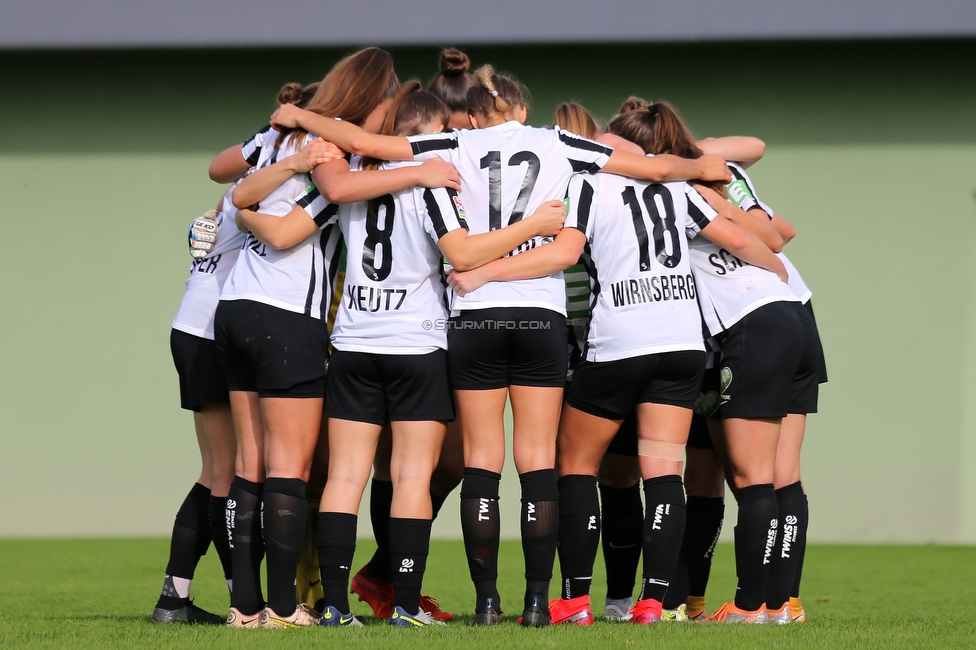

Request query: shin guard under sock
[
  {"left": 599, "top": 482, "right": 643, "bottom": 600},
  {"left": 460, "top": 468, "right": 501, "bottom": 612},
  {"left": 733, "top": 483, "right": 778, "bottom": 612},
  {"left": 157, "top": 482, "right": 212, "bottom": 610},
  {"left": 638, "top": 476, "right": 686, "bottom": 603},
  {"left": 365, "top": 479, "right": 394, "bottom": 581},
  {"left": 791, "top": 492, "right": 809, "bottom": 598},
  {"left": 557, "top": 475, "right": 600, "bottom": 599},
  {"left": 389, "top": 518, "right": 432, "bottom": 613},
  {"left": 520, "top": 469, "right": 559, "bottom": 609},
  {"left": 317, "top": 512, "right": 358, "bottom": 614},
  {"left": 227, "top": 476, "right": 265, "bottom": 615},
  {"left": 262, "top": 478, "right": 307, "bottom": 617},
  {"left": 209, "top": 494, "right": 233, "bottom": 587},
  {"left": 766, "top": 482, "right": 806, "bottom": 609}
]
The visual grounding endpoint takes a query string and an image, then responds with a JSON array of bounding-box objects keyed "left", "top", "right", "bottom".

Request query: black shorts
[
  {"left": 214, "top": 299, "right": 328, "bottom": 399},
  {"left": 170, "top": 329, "right": 230, "bottom": 412},
  {"left": 713, "top": 301, "right": 804, "bottom": 419},
  {"left": 326, "top": 349, "right": 455, "bottom": 424},
  {"left": 448, "top": 307, "right": 568, "bottom": 389},
  {"left": 805, "top": 300, "right": 828, "bottom": 384},
  {"left": 787, "top": 302, "right": 823, "bottom": 414},
  {"left": 605, "top": 410, "right": 638, "bottom": 457},
  {"left": 567, "top": 350, "right": 705, "bottom": 420},
  {"left": 688, "top": 368, "right": 720, "bottom": 449}
]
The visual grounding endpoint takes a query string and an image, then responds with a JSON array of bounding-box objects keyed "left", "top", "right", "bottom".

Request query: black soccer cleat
[
  {"left": 519, "top": 595, "right": 551, "bottom": 628},
  {"left": 472, "top": 598, "right": 503, "bottom": 626},
  {"left": 152, "top": 600, "right": 225, "bottom": 625}
]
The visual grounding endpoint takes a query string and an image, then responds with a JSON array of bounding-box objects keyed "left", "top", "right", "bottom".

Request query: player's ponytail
[
  {"left": 608, "top": 100, "right": 726, "bottom": 196},
  {"left": 553, "top": 103, "right": 603, "bottom": 140},
  {"left": 467, "top": 64, "right": 525, "bottom": 123},
  {"left": 428, "top": 48, "right": 475, "bottom": 114},
  {"left": 277, "top": 82, "right": 304, "bottom": 106}
]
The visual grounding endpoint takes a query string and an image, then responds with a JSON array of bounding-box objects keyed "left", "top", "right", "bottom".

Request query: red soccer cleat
[{"left": 548, "top": 595, "right": 595, "bottom": 626}]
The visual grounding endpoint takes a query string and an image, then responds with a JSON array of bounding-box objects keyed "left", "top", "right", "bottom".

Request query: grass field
[{"left": 1, "top": 539, "right": 974, "bottom": 648}]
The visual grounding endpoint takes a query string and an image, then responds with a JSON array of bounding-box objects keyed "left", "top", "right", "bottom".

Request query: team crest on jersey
[{"left": 453, "top": 195, "right": 467, "bottom": 220}]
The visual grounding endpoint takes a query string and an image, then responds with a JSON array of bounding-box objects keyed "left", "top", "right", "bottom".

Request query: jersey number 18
[{"left": 621, "top": 184, "right": 682, "bottom": 271}]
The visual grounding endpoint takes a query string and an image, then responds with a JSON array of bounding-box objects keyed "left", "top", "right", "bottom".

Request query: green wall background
[{"left": 2, "top": 40, "right": 974, "bottom": 542}]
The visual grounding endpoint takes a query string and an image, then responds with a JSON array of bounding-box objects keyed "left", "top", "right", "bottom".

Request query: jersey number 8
[
  {"left": 363, "top": 194, "right": 395, "bottom": 282},
  {"left": 621, "top": 184, "right": 682, "bottom": 270}
]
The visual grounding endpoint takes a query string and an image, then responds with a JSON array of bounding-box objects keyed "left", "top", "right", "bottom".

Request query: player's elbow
[
  {"left": 321, "top": 184, "right": 351, "bottom": 204},
  {"left": 766, "top": 233, "right": 784, "bottom": 254},
  {"left": 231, "top": 186, "right": 253, "bottom": 210}
]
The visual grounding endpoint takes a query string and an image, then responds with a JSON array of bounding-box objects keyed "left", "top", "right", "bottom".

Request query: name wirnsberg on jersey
[
  {"left": 345, "top": 284, "right": 408, "bottom": 312},
  {"left": 610, "top": 273, "right": 697, "bottom": 308}
]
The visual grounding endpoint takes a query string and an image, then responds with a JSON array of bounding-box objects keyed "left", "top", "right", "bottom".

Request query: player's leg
[
  {"left": 350, "top": 427, "right": 396, "bottom": 618},
  {"left": 152, "top": 410, "right": 222, "bottom": 624},
  {"left": 449, "top": 308, "right": 510, "bottom": 624},
  {"left": 259, "top": 394, "right": 323, "bottom": 626},
  {"left": 551, "top": 402, "right": 623, "bottom": 626},
  {"left": 297, "top": 416, "right": 328, "bottom": 610},
  {"left": 201, "top": 403, "right": 236, "bottom": 597},
  {"left": 597, "top": 445, "right": 642, "bottom": 621},
  {"left": 387, "top": 419, "right": 446, "bottom": 625}
]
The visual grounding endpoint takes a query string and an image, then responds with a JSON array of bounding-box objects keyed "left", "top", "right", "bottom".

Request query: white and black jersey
[
  {"left": 240, "top": 124, "right": 276, "bottom": 167},
  {"left": 408, "top": 122, "right": 613, "bottom": 315},
  {"left": 689, "top": 166, "right": 798, "bottom": 336},
  {"left": 567, "top": 171, "right": 718, "bottom": 362},
  {"left": 727, "top": 162, "right": 812, "bottom": 303},
  {"left": 332, "top": 158, "right": 468, "bottom": 354},
  {"left": 220, "top": 133, "right": 343, "bottom": 320},
  {"left": 171, "top": 127, "right": 280, "bottom": 340}
]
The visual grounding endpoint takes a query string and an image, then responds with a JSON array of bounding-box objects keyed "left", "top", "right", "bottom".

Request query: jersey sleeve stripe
[
  {"left": 423, "top": 188, "right": 451, "bottom": 240},
  {"left": 569, "top": 159, "right": 603, "bottom": 174},
  {"left": 241, "top": 124, "right": 273, "bottom": 165},
  {"left": 558, "top": 130, "right": 613, "bottom": 156},
  {"left": 572, "top": 178, "right": 595, "bottom": 233},
  {"left": 410, "top": 136, "right": 459, "bottom": 155},
  {"left": 685, "top": 186, "right": 718, "bottom": 231}
]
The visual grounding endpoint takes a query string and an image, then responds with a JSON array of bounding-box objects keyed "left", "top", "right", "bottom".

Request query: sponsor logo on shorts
[
  {"left": 695, "top": 391, "right": 721, "bottom": 418},
  {"left": 719, "top": 367, "right": 733, "bottom": 404}
]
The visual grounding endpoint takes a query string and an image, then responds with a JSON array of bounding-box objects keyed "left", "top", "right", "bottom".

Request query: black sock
[
  {"left": 460, "top": 468, "right": 501, "bottom": 612},
  {"left": 791, "top": 493, "right": 809, "bottom": 599},
  {"left": 520, "top": 469, "right": 559, "bottom": 610},
  {"left": 766, "top": 482, "right": 806, "bottom": 609},
  {"left": 156, "top": 483, "right": 212, "bottom": 610},
  {"left": 209, "top": 495, "right": 233, "bottom": 586},
  {"left": 638, "top": 476, "right": 686, "bottom": 603},
  {"left": 431, "top": 492, "right": 448, "bottom": 520},
  {"left": 262, "top": 478, "right": 307, "bottom": 617},
  {"left": 674, "top": 496, "right": 724, "bottom": 603},
  {"left": 227, "top": 476, "right": 265, "bottom": 615},
  {"left": 599, "top": 483, "right": 643, "bottom": 600},
  {"left": 318, "top": 512, "right": 358, "bottom": 614},
  {"left": 557, "top": 475, "right": 600, "bottom": 599},
  {"left": 365, "top": 479, "right": 394, "bottom": 582},
  {"left": 733, "top": 483, "right": 778, "bottom": 612},
  {"left": 389, "top": 518, "right": 432, "bottom": 613}
]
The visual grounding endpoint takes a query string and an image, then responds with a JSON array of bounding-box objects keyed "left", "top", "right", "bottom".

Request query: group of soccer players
[{"left": 154, "top": 45, "right": 825, "bottom": 630}]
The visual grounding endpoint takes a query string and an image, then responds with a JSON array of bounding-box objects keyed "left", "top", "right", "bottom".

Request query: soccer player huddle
[{"left": 157, "top": 46, "right": 826, "bottom": 629}]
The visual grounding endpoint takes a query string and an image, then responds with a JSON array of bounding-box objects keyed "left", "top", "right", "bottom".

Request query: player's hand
[
  {"left": 416, "top": 158, "right": 461, "bottom": 191},
  {"left": 447, "top": 266, "right": 490, "bottom": 297},
  {"left": 697, "top": 154, "right": 733, "bottom": 183},
  {"left": 271, "top": 103, "right": 304, "bottom": 129},
  {"left": 293, "top": 137, "right": 344, "bottom": 172},
  {"left": 525, "top": 200, "right": 567, "bottom": 237},
  {"left": 189, "top": 209, "right": 218, "bottom": 259}
]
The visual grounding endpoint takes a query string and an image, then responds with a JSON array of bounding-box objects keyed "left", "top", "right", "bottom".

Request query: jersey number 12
[{"left": 480, "top": 150, "right": 541, "bottom": 231}]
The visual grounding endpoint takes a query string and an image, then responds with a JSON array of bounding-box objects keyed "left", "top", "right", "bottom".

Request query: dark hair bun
[
  {"left": 439, "top": 49, "right": 470, "bottom": 76},
  {"left": 277, "top": 82, "right": 304, "bottom": 106},
  {"left": 619, "top": 96, "right": 649, "bottom": 114}
]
